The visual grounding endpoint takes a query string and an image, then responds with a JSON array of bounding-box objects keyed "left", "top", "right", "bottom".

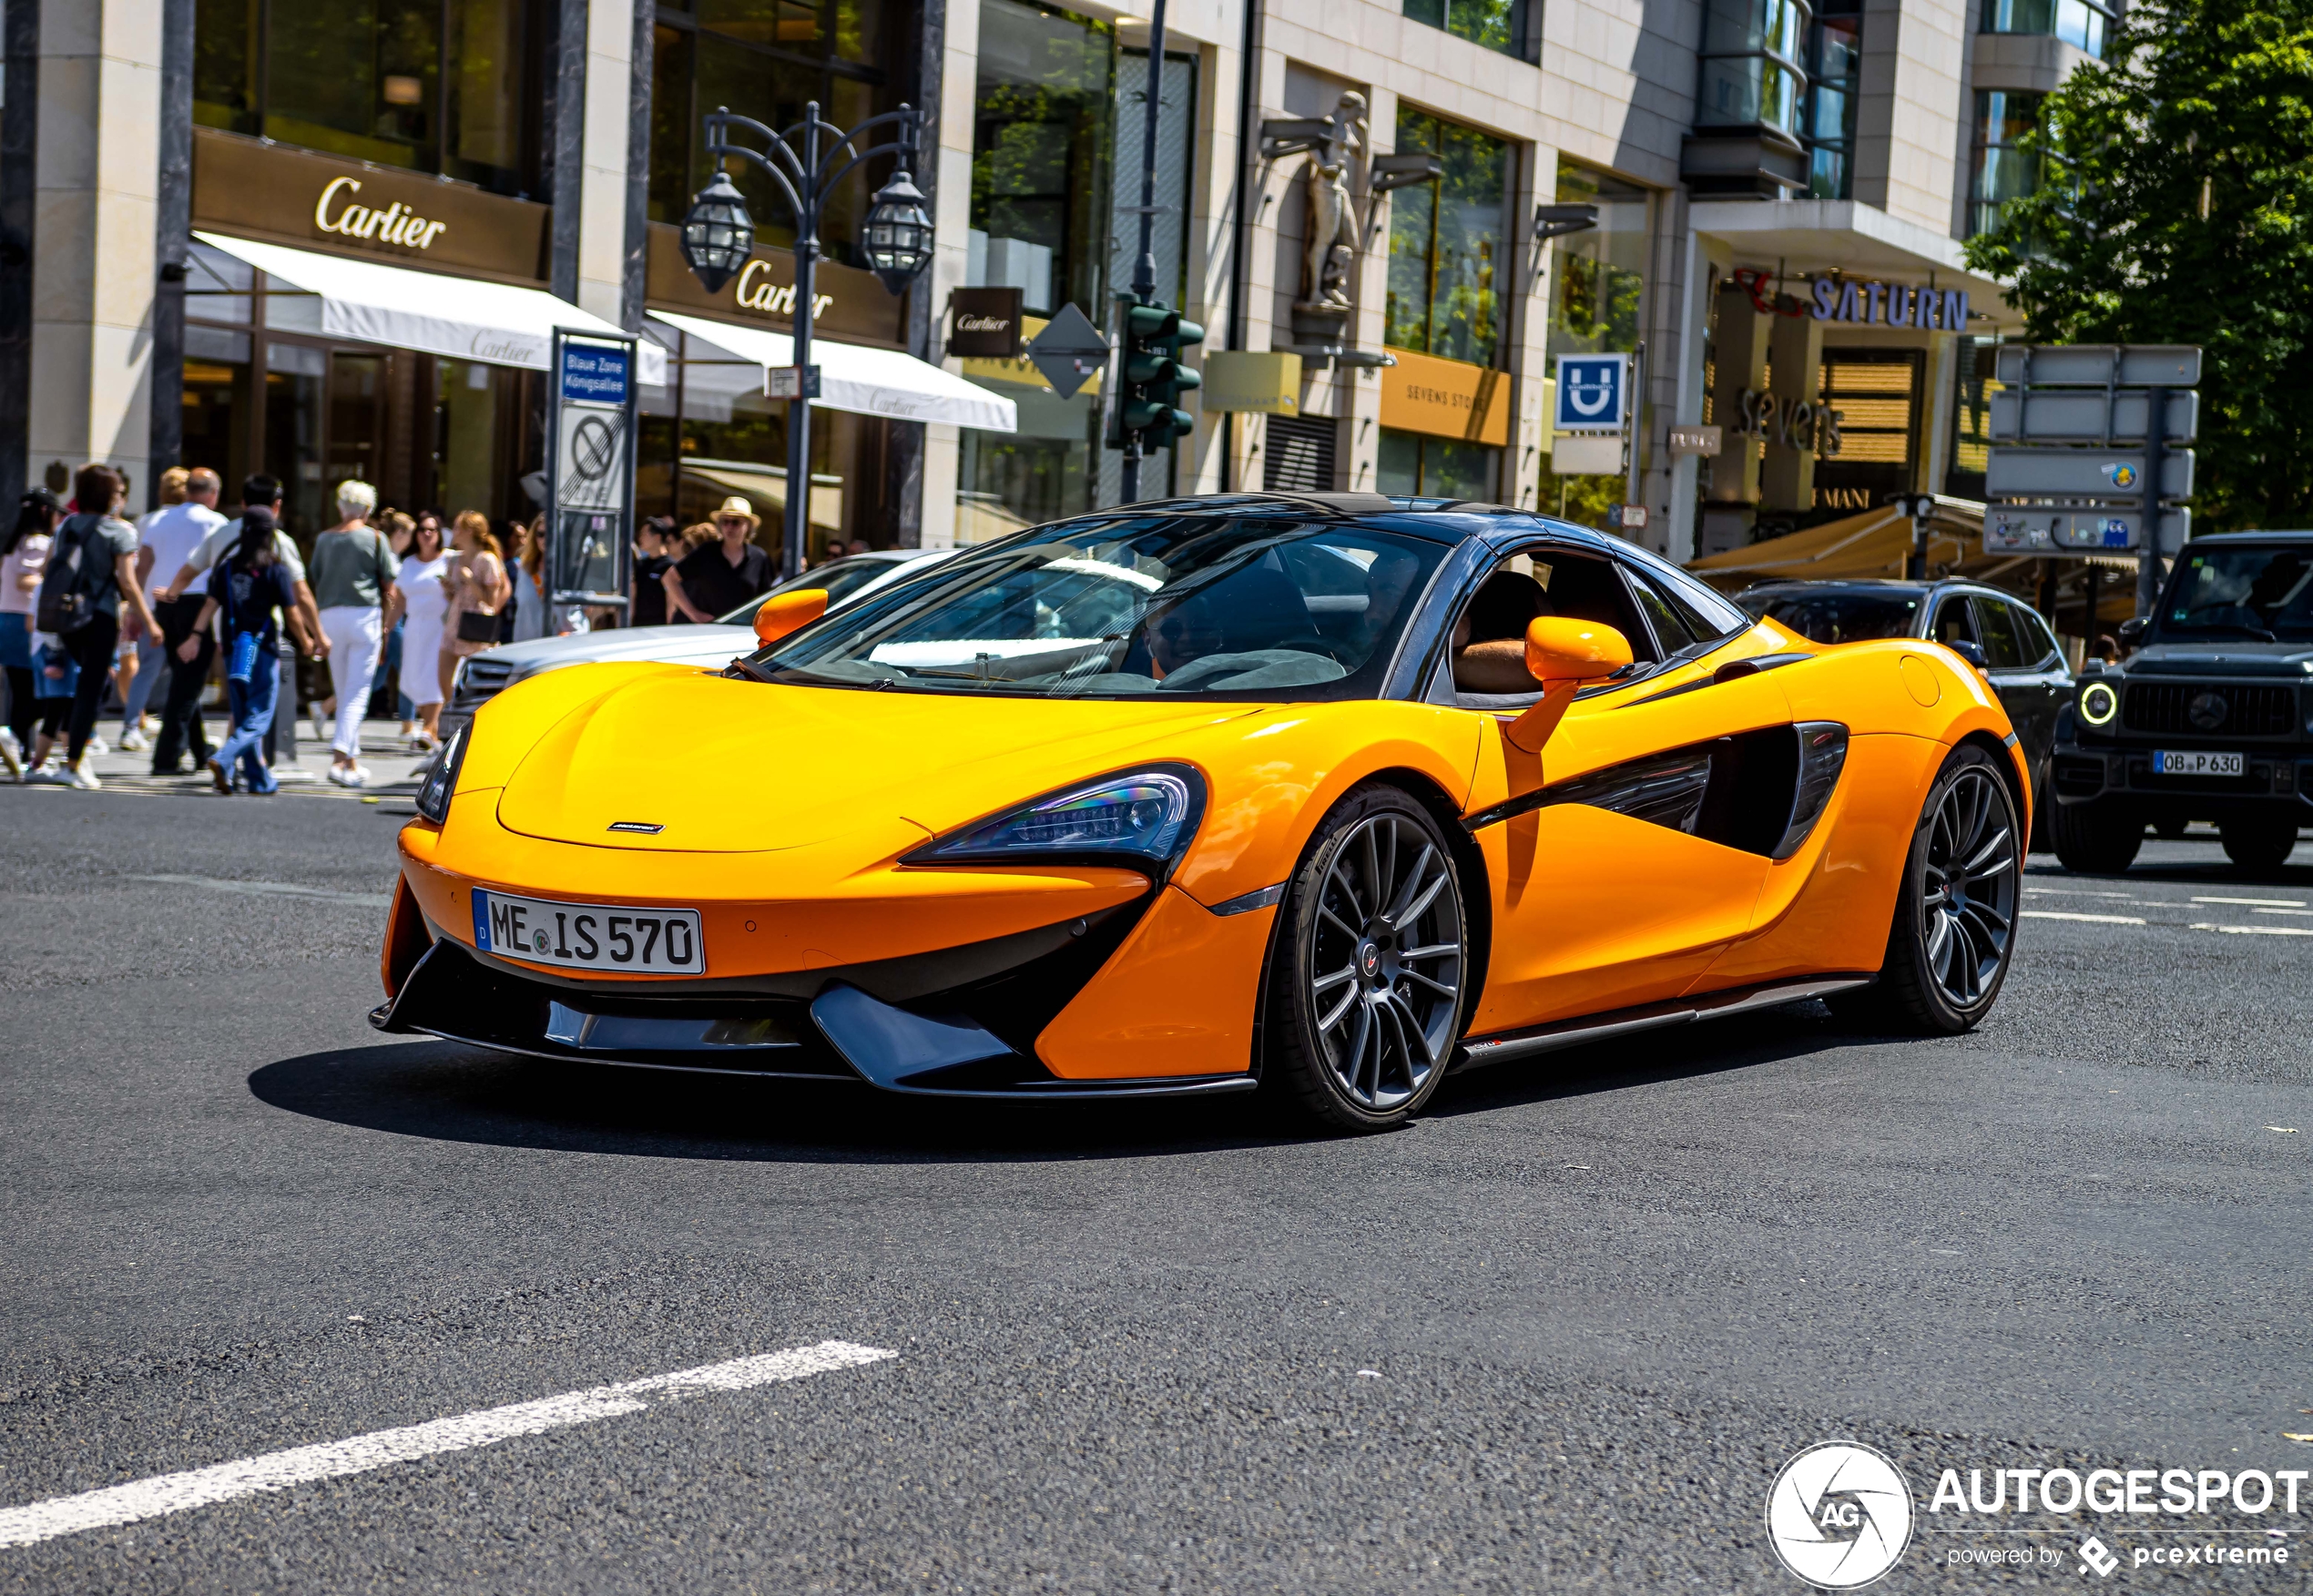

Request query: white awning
[
  {"left": 647, "top": 309, "right": 1015, "bottom": 432},
  {"left": 193, "top": 231, "right": 667, "bottom": 385}
]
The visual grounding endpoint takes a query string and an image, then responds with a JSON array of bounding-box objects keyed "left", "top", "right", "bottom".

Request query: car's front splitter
[{"left": 371, "top": 939, "right": 1257, "bottom": 1100}]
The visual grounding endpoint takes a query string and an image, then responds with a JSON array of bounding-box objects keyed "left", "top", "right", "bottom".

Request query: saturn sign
[{"left": 1554, "top": 353, "right": 1629, "bottom": 432}]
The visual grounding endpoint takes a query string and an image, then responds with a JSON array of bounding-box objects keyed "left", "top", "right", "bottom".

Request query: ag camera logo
[{"left": 1766, "top": 1442, "right": 1916, "bottom": 1588}]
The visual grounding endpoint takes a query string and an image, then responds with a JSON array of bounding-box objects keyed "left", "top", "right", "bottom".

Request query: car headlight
[
  {"left": 906, "top": 766, "right": 1206, "bottom": 878},
  {"left": 413, "top": 725, "right": 469, "bottom": 824},
  {"left": 2078, "top": 680, "right": 2119, "bottom": 727}
]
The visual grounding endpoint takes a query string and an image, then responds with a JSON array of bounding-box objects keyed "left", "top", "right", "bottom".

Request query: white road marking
[
  {"left": 2025, "top": 888, "right": 2143, "bottom": 900},
  {"left": 2254, "top": 907, "right": 2313, "bottom": 917},
  {"left": 0, "top": 1340, "right": 893, "bottom": 1550},
  {"left": 2192, "top": 895, "right": 2308, "bottom": 908},
  {"left": 130, "top": 874, "right": 392, "bottom": 908},
  {"left": 2191, "top": 922, "right": 2313, "bottom": 938},
  {"left": 2022, "top": 910, "right": 2146, "bottom": 925}
]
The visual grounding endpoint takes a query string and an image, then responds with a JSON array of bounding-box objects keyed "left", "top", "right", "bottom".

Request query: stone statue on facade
[{"left": 1297, "top": 92, "right": 1366, "bottom": 314}]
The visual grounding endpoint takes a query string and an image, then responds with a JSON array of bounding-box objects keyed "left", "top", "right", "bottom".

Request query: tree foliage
[{"left": 1963, "top": 0, "right": 2313, "bottom": 530}]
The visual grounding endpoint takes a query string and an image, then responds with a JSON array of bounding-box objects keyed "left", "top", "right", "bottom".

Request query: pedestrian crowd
[{"left": 2, "top": 468, "right": 874, "bottom": 795}]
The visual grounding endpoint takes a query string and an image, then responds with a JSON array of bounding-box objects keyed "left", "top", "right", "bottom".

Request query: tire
[
  {"left": 2219, "top": 816, "right": 2298, "bottom": 876},
  {"left": 2051, "top": 796, "right": 2141, "bottom": 875},
  {"left": 1263, "top": 785, "right": 1469, "bottom": 1133},
  {"left": 1830, "top": 744, "right": 2023, "bottom": 1035}
]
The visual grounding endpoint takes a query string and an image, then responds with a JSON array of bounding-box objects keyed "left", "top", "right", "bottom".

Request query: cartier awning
[
  {"left": 647, "top": 310, "right": 1016, "bottom": 432},
  {"left": 193, "top": 231, "right": 667, "bottom": 385}
]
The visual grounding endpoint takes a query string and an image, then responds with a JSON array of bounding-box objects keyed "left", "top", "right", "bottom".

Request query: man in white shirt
[
  {"left": 160, "top": 473, "right": 328, "bottom": 770},
  {"left": 139, "top": 466, "right": 228, "bottom": 774}
]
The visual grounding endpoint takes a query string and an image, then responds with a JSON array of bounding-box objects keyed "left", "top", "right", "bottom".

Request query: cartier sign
[
  {"left": 644, "top": 222, "right": 904, "bottom": 350},
  {"left": 191, "top": 128, "right": 550, "bottom": 283},
  {"left": 314, "top": 177, "right": 448, "bottom": 252}
]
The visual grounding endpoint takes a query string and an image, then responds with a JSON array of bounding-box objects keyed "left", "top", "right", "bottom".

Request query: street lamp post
[{"left": 678, "top": 103, "right": 933, "bottom": 578}]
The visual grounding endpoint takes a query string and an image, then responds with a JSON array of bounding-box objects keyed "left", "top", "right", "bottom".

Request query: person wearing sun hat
[{"left": 664, "top": 494, "right": 775, "bottom": 624}]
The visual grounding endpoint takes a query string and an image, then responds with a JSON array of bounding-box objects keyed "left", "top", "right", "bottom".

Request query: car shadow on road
[
  {"left": 1424, "top": 1002, "right": 1900, "bottom": 1120},
  {"left": 251, "top": 1002, "right": 1903, "bottom": 1163},
  {"left": 248, "top": 1040, "right": 1301, "bottom": 1164}
]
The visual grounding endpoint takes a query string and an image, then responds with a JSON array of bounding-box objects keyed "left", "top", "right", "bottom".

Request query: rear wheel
[
  {"left": 2051, "top": 797, "right": 2141, "bottom": 875},
  {"left": 1832, "top": 745, "right": 2022, "bottom": 1034},
  {"left": 2219, "top": 816, "right": 2299, "bottom": 876},
  {"left": 1264, "top": 787, "right": 1468, "bottom": 1133}
]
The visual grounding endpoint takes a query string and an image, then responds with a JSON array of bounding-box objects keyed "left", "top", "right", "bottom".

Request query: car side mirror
[
  {"left": 1947, "top": 638, "right": 1989, "bottom": 673},
  {"left": 752, "top": 588, "right": 827, "bottom": 648},
  {"left": 1505, "top": 617, "right": 1633, "bottom": 753},
  {"left": 2116, "top": 616, "right": 2147, "bottom": 647}
]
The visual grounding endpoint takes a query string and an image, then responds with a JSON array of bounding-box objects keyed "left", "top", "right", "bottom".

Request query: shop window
[
  {"left": 953, "top": 0, "right": 1196, "bottom": 537},
  {"left": 1544, "top": 161, "right": 1647, "bottom": 525},
  {"left": 1385, "top": 108, "right": 1511, "bottom": 369},
  {"left": 1695, "top": 0, "right": 1810, "bottom": 143},
  {"left": 1378, "top": 430, "right": 1499, "bottom": 502},
  {"left": 645, "top": 0, "right": 894, "bottom": 247},
  {"left": 1401, "top": 0, "right": 1531, "bottom": 61},
  {"left": 192, "top": 0, "right": 541, "bottom": 196},
  {"left": 1804, "top": 0, "right": 1860, "bottom": 200},
  {"left": 1945, "top": 335, "right": 2002, "bottom": 500},
  {"left": 1812, "top": 348, "right": 1922, "bottom": 516},
  {"left": 1969, "top": 90, "right": 2044, "bottom": 239},
  {"left": 1982, "top": 0, "right": 2109, "bottom": 57}
]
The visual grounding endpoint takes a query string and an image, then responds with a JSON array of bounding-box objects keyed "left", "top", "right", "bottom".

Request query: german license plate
[
  {"left": 2152, "top": 749, "right": 2243, "bottom": 778},
  {"left": 471, "top": 889, "right": 704, "bottom": 974}
]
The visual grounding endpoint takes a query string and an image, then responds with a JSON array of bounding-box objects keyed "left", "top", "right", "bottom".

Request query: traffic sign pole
[{"left": 2139, "top": 384, "right": 2166, "bottom": 618}]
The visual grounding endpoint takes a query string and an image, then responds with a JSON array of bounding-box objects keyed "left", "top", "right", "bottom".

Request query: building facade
[{"left": 2, "top": 0, "right": 2101, "bottom": 562}]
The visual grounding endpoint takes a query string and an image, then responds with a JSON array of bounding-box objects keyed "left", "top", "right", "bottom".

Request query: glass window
[
  {"left": 1805, "top": 0, "right": 1860, "bottom": 199},
  {"left": 751, "top": 515, "right": 1452, "bottom": 701},
  {"left": 1402, "top": 0, "right": 1526, "bottom": 57},
  {"left": 1386, "top": 108, "right": 1511, "bottom": 368},
  {"left": 2159, "top": 546, "right": 2313, "bottom": 642},
  {"left": 1377, "top": 431, "right": 1499, "bottom": 501},
  {"left": 1695, "top": 0, "right": 1810, "bottom": 138},
  {"left": 1739, "top": 586, "right": 1923, "bottom": 643},
  {"left": 1970, "top": 595, "right": 2030, "bottom": 669},
  {"left": 1546, "top": 161, "right": 1647, "bottom": 360},
  {"left": 1619, "top": 541, "right": 1751, "bottom": 636},
  {"left": 1982, "top": 0, "right": 2108, "bottom": 56},
  {"left": 1930, "top": 595, "right": 1976, "bottom": 648},
  {"left": 1969, "top": 90, "right": 2044, "bottom": 239},
  {"left": 192, "top": 0, "right": 538, "bottom": 195},
  {"left": 1945, "top": 336, "right": 2002, "bottom": 499},
  {"left": 644, "top": 0, "right": 893, "bottom": 240},
  {"left": 2014, "top": 601, "right": 2062, "bottom": 665}
]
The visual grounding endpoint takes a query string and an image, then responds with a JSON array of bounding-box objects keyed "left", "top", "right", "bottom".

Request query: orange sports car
[{"left": 373, "top": 494, "right": 2029, "bottom": 1131}]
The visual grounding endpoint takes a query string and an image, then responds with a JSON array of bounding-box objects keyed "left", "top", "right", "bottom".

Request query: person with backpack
[
  {"left": 35, "top": 463, "right": 158, "bottom": 790},
  {"left": 175, "top": 505, "right": 311, "bottom": 795},
  {"left": 307, "top": 479, "right": 399, "bottom": 787}
]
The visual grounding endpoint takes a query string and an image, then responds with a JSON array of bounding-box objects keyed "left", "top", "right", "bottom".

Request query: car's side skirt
[{"left": 1455, "top": 973, "right": 1876, "bottom": 1070}]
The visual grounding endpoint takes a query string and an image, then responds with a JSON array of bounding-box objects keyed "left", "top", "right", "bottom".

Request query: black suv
[
  {"left": 1736, "top": 578, "right": 2074, "bottom": 828},
  {"left": 2050, "top": 532, "right": 2313, "bottom": 875}
]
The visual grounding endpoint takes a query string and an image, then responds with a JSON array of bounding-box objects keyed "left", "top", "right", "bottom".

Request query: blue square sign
[
  {"left": 1554, "top": 353, "right": 1629, "bottom": 432},
  {"left": 560, "top": 342, "right": 630, "bottom": 407}
]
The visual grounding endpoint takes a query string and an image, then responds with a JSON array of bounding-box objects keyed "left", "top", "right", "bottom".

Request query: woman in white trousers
[{"left": 308, "top": 481, "right": 401, "bottom": 787}]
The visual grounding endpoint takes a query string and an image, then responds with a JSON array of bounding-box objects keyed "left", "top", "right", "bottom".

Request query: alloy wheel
[
  {"left": 1307, "top": 812, "right": 1465, "bottom": 1112},
  {"left": 1920, "top": 767, "right": 2018, "bottom": 1008}
]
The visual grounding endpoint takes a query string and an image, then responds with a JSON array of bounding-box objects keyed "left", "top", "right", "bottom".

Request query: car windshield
[
  {"left": 2158, "top": 545, "right": 2313, "bottom": 641},
  {"left": 1740, "top": 589, "right": 1921, "bottom": 644},
  {"left": 745, "top": 514, "right": 1450, "bottom": 699}
]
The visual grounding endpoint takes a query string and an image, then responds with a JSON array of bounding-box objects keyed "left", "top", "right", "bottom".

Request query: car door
[
  {"left": 1454, "top": 545, "right": 1796, "bottom": 1034},
  {"left": 1969, "top": 594, "right": 2062, "bottom": 770}
]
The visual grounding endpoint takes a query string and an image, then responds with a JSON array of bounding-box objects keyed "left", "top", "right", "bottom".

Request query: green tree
[{"left": 1963, "top": 0, "right": 2313, "bottom": 530}]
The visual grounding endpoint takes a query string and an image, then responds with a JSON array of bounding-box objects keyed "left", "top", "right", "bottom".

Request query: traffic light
[{"left": 1111, "top": 297, "right": 1204, "bottom": 449}]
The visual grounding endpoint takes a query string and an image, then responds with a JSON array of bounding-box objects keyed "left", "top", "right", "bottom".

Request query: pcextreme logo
[{"left": 1766, "top": 1442, "right": 1916, "bottom": 1589}]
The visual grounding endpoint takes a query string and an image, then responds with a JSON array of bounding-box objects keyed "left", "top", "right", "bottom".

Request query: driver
[{"left": 1145, "top": 595, "right": 1224, "bottom": 681}]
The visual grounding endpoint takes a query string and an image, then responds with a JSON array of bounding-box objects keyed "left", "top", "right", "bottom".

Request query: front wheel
[
  {"left": 2219, "top": 816, "right": 2299, "bottom": 876},
  {"left": 1264, "top": 786, "right": 1469, "bottom": 1133},
  {"left": 2051, "top": 796, "right": 2141, "bottom": 875},
  {"left": 1833, "top": 744, "right": 2022, "bottom": 1034}
]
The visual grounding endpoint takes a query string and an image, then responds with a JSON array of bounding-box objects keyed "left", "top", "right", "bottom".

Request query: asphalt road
[{"left": 1, "top": 788, "right": 2308, "bottom": 1594}]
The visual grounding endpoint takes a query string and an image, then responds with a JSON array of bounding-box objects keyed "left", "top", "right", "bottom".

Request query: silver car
[{"left": 439, "top": 549, "right": 952, "bottom": 741}]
